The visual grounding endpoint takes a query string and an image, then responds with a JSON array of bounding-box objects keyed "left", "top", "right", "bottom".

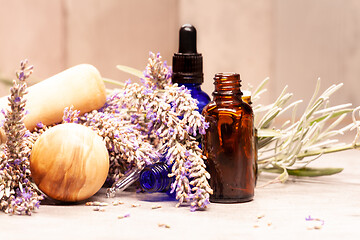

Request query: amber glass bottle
[
  {"left": 241, "top": 92, "right": 258, "bottom": 185},
  {"left": 202, "top": 73, "right": 256, "bottom": 203}
]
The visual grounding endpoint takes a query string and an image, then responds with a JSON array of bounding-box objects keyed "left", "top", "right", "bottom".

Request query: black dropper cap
[{"left": 172, "top": 24, "right": 203, "bottom": 84}]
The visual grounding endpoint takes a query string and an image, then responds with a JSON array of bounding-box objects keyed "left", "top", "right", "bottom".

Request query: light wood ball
[{"left": 30, "top": 123, "right": 109, "bottom": 202}]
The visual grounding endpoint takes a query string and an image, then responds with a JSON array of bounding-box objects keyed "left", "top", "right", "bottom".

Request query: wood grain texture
[
  {"left": 0, "top": 64, "right": 106, "bottom": 132},
  {"left": 30, "top": 123, "right": 109, "bottom": 202}
]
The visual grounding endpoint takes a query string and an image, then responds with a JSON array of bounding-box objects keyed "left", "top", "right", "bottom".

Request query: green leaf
[
  {"left": 257, "top": 129, "right": 282, "bottom": 138},
  {"left": 102, "top": 77, "right": 125, "bottom": 87},
  {"left": 277, "top": 167, "right": 289, "bottom": 183},
  {"left": 259, "top": 167, "right": 289, "bottom": 186},
  {"left": 116, "top": 65, "right": 143, "bottom": 78},
  {"left": 264, "top": 167, "right": 343, "bottom": 177},
  {"left": 310, "top": 109, "right": 353, "bottom": 125},
  {"left": 252, "top": 77, "right": 269, "bottom": 99}
]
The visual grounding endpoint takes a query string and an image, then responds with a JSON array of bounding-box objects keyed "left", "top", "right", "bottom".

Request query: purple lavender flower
[
  {"left": 143, "top": 88, "right": 153, "bottom": 95},
  {"left": 21, "top": 190, "right": 32, "bottom": 201},
  {"left": 1, "top": 60, "right": 43, "bottom": 215},
  {"left": 199, "top": 127, "right": 206, "bottom": 135},
  {"left": 14, "top": 97, "right": 21, "bottom": 103},
  {"left": 34, "top": 201, "right": 41, "bottom": 209},
  {"left": 24, "top": 131, "right": 31, "bottom": 137},
  {"left": 143, "top": 72, "right": 150, "bottom": 79},
  {"left": 156, "top": 129, "right": 161, "bottom": 136},
  {"left": 36, "top": 122, "right": 44, "bottom": 129},
  {"left": 202, "top": 198, "right": 210, "bottom": 207},
  {"left": 15, "top": 197, "right": 23, "bottom": 205},
  {"left": 13, "top": 158, "right": 22, "bottom": 165},
  {"left": 184, "top": 159, "right": 192, "bottom": 169},
  {"left": 18, "top": 71, "right": 24, "bottom": 80},
  {"left": 130, "top": 114, "right": 139, "bottom": 123}
]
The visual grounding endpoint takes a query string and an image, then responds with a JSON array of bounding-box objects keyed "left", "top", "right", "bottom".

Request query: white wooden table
[{"left": 1, "top": 149, "right": 359, "bottom": 240}]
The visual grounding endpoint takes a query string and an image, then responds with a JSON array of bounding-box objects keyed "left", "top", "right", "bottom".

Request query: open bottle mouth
[
  {"left": 214, "top": 72, "right": 240, "bottom": 78},
  {"left": 213, "top": 72, "right": 242, "bottom": 96},
  {"left": 140, "top": 171, "right": 157, "bottom": 191}
]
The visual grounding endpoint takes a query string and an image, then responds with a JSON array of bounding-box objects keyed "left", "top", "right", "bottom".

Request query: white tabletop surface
[{"left": 1, "top": 149, "right": 359, "bottom": 240}]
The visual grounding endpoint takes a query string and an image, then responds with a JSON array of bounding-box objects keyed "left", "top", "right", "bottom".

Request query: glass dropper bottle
[
  {"left": 139, "top": 162, "right": 175, "bottom": 197},
  {"left": 172, "top": 24, "right": 210, "bottom": 114},
  {"left": 106, "top": 162, "right": 174, "bottom": 198}
]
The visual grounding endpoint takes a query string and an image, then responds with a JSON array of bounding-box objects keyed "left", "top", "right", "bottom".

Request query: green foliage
[{"left": 250, "top": 78, "right": 360, "bottom": 179}]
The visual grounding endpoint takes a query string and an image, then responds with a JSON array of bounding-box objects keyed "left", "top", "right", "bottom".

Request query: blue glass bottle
[
  {"left": 139, "top": 162, "right": 175, "bottom": 197},
  {"left": 106, "top": 162, "right": 175, "bottom": 198},
  {"left": 172, "top": 24, "right": 210, "bottom": 114},
  {"left": 181, "top": 83, "right": 210, "bottom": 114}
]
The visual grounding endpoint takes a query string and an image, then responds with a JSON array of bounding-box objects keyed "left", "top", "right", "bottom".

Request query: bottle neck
[
  {"left": 212, "top": 73, "right": 243, "bottom": 102},
  {"left": 181, "top": 83, "right": 202, "bottom": 90},
  {"left": 139, "top": 162, "right": 172, "bottom": 192}
]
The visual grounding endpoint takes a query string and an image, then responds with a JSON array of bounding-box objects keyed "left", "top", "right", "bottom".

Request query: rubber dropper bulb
[{"left": 179, "top": 24, "right": 197, "bottom": 54}]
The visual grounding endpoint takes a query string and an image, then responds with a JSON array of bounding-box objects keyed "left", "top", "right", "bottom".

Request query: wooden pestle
[{"left": 0, "top": 64, "right": 106, "bottom": 143}]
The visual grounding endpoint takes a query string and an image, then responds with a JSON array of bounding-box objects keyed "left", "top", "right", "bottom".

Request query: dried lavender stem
[{"left": 0, "top": 60, "right": 43, "bottom": 215}]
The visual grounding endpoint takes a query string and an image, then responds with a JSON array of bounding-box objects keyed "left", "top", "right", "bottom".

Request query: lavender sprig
[
  {"left": 143, "top": 52, "right": 172, "bottom": 89},
  {"left": 63, "top": 106, "right": 80, "bottom": 123},
  {"left": 145, "top": 53, "right": 211, "bottom": 210},
  {"left": 111, "top": 52, "right": 212, "bottom": 210},
  {"left": 0, "top": 60, "right": 43, "bottom": 215}
]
